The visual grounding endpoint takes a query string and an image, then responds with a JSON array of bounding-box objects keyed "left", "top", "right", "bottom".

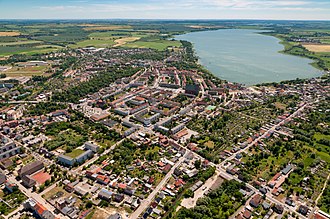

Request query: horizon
[
  {"left": 0, "top": 18, "right": 330, "bottom": 22},
  {"left": 1, "top": 0, "right": 330, "bottom": 20}
]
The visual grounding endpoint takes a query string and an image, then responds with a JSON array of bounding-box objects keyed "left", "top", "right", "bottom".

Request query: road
[
  {"left": 220, "top": 103, "right": 307, "bottom": 167},
  {"left": 130, "top": 151, "right": 188, "bottom": 219},
  {"left": 309, "top": 173, "right": 330, "bottom": 218},
  {"left": 171, "top": 102, "right": 309, "bottom": 218},
  {"left": 7, "top": 176, "right": 68, "bottom": 219}
]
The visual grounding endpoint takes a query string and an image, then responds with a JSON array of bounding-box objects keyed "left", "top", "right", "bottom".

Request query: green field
[{"left": 70, "top": 38, "right": 116, "bottom": 48}]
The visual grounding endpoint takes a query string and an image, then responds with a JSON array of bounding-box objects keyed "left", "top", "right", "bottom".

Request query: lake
[{"left": 175, "top": 29, "right": 321, "bottom": 85}]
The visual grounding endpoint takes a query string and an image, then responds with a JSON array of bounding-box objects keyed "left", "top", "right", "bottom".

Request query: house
[
  {"left": 162, "top": 164, "right": 172, "bottom": 174},
  {"left": 5, "top": 182, "right": 17, "bottom": 193},
  {"left": 24, "top": 198, "right": 59, "bottom": 219},
  {"left": 259, "top": 187, "right": 267, "bottom": 194},
  {"left": 18, "top": 160, "right": 44, "bottom": 178},
  {"left": 96, "top": 175, "right": 110, "bottom": 185},
  {"left": 298, "top": 205, "right": 309, "bottom": 216},
  {"left": 273, "top": 204, "right": 284, "bottom": 214},
  {"left": 98, "top": 188, "right": 113, "bottom": 201},
  {"left": 281, "top": 164, "right": 293, "bottom": 175},
  {"left": 108, "top": 213, "right": 122, "bottom": 219},
  {"left": 262, "top": 201, "right": 271, "bottom": 210},
  {"left": 74, "top": 186, "right": 88, "bottom": 196},
  {"left": 249, "top": 194, "right": 262, "bottom": 208},
  {"left": 243, "top": 210, "right": 252, "bottom": 219},
  {"left": 113, "top": 194, "right": 124, "bottom": 203},
  {"left": 0, "top": 171, "right": 6, "bottom": 185}
]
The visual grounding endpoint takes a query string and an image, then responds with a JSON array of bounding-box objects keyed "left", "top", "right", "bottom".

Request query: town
[{"left": 0, "top": 27, "right": 329, "bottom": 219}]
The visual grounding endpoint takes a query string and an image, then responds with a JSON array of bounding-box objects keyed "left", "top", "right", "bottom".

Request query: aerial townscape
[{"left": 0, "top": 2, "right": 329, "bottom": 219}]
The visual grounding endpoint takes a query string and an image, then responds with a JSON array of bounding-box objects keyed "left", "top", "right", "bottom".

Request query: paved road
[
  {"left": 7, "top": 176, "right": 67, "bottom": 219},
  {"left": 173, "top": 102, "right": 309, "bottom": 218},
  {"left": 130, "top": 151, "right": 188, "bottom": 219},
  {"left": 220, "top": 103, "right": 307, "bottom": 167}
]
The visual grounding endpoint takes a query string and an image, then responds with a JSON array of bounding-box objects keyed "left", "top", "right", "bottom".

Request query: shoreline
[{"left": 175, "top": 29, "right": 324, "bottom": 87}]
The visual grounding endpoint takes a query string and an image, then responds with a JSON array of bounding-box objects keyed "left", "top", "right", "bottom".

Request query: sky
[{"left": 0, "top": 0, "right": 329, "bottom": 20}]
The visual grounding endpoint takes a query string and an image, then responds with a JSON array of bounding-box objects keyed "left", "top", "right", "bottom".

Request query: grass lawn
[
  {"left": 65, "top": 149, "right": 85, "bottom": 158},
  {"left": 274, "top": 102, "right": 286, "bottom": 110},
  {"left": 204, "top": 140, "right": 215, "bottom": 149},
  {"left": 314, "top": 132, "right": 330, "bottom": 141},
  {"left": 43, "top": 186, "right": 68, "bottom": 200},
  {"left": 304, "top": 145, "right": 330, "bottom": 163}
]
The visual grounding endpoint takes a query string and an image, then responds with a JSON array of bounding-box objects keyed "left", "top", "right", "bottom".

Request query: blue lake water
[{"left": 175, "top": 29, "right": 321, "bottom": 85}]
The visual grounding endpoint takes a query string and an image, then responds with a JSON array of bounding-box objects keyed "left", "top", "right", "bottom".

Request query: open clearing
[
  {"left": 2, "top": 65, "right": 48, "bottom": 77},
  {"left": 303, "top": 44, "right": 330, "bottom": 52},
  {"left": 114, "top": 37, "right": 141, "bottom": 47},
  {"left": 0, "top": 31, "right": 20, "bottom": 36}
]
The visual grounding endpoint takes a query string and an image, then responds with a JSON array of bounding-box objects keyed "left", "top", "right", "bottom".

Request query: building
[
  {"left": 0, "top": 136, "right": 20, "bottom": 160},
  {"left": 5, "top": 181, "right": 17, "bottom": 193},
  {"left": 0, "top": 171, "right": 6, "bottom": 185},
  {"left": 76, "top": 150, "right": 93, "bottom": 164},
  {"left": 58, "top": 154, "right": 75, "bottom": 166},
  {"left": 108, "top": 213, "right": 122, "bottom": 219},
  {"left": 24, "top": 198, "right": 59, "bottom": 219},
  {"left": 98, "top": 188, "right": 113, "bottom": 201},
  {"left": 281, "top": 164, "right": 293, "bottom": 175},
  {"left": 58, "top": 150, "right": 93, "bottom": 166},
  {"left": 249, "top": 194, "right": 262, "bottom": 208},
  {"left": 22, "top": 175, "right": 37, "bottom": 188},
  {"left": 273, "top": 204, "right": 284, "bottom": 214},
  {"left": 185, "top": 84, "right": 200, "bottom": 96},
  {"left": 84, "top": 142, "right": 100, "bottom": 153},
  {"left": 18, "top": 160, "right": 44, "bottom": 178}
]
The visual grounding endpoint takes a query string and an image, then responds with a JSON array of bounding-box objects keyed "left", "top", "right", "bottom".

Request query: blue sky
[{"left": 0, "top": 0, "right": 329, "bottom": 20}]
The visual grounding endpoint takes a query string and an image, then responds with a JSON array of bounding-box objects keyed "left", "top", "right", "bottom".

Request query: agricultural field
[
  {"left": 82, "top": 25, "right": 132, "bottom": 31},
  {"left": 0, "top": 31, "right": 20, "bottom": 36},
  {"left": 303, "top": 44, "right": 330, "bottom": 53},
  {"left": 124, "top": 39, "right": 182, "bottom": 51},
  {"left": 70, "top": 38, "right": 116, "bottom": 48},
  {"left": 1, "top": 65, "right": 48, "bottom": 77}
]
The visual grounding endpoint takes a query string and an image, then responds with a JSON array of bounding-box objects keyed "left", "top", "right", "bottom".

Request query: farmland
[
  {"left": 1, "top": 65, "right": 48, "bottom": 77},
  {"left": 302, "top": 44, "right": 330, "bottom": 52},
  {"left": 0, "top": 31, "right": 20, "bottom": 36}
]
